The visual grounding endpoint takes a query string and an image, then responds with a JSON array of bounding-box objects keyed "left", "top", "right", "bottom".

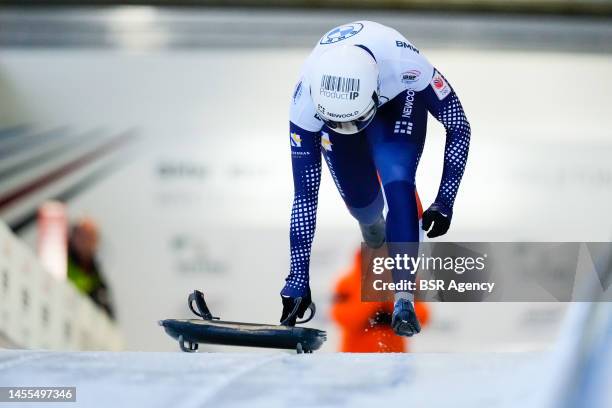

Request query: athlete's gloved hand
[
  {"left": 422, "top": 203, "right": 452, "bottom": 238},
  {"left": 280, "top": 288, "right": 312, "bottom": 326}
]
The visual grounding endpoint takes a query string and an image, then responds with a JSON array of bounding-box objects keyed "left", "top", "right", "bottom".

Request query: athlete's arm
[
  {"left": 422, "top": 69, "right": 471, "bottom": 237},
  {"left": 281, "top": 122, "right": 322, "bottom": 297}
]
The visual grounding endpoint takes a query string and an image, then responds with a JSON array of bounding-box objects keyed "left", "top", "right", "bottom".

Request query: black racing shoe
[
  {"left": 391, "top": 299, "right": 421, "bottom": 337},
  {"left": 280, "top": 289, "right": 312, "bottom": 326},
  {"left": 359, "top": 215, "right": 386, "bottom": 249}
]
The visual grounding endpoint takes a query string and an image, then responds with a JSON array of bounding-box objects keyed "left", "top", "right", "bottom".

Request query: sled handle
[
  {"left": 188, "top": 290, "right": 220, "bottom": 320},
  {"left": 296, "top": 302, "right": 316, "bottom": 325},
  {"left": 281, "top": 297, "right": 317, "bottom": 326}
]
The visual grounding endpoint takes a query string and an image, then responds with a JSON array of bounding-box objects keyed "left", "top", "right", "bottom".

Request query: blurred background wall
[
  {"left": 4, "top": 0, "right": 612, "bottom": 15},
  {"left": 0, "top": 2, "right": 611, "bottom": 352}
]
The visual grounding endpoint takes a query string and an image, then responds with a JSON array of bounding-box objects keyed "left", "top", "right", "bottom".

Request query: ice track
[{"left": 0, "top": 350, "right": 547, "bottom": 408}]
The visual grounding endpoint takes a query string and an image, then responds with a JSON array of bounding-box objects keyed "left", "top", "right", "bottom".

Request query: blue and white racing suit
[{"left": 282, "top": 21, "right": 471, "bottom": 298}]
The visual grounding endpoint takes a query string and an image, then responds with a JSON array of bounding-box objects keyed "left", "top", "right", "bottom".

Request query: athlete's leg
[
  {"left": 366, "top": 90, "right": 428, "bottom": 337},
  {"left": 320, "top": 129, "right": 385, "bottom": 246},
  {"left": 366, "top": 90, "right": 428, "bottom": 300}
]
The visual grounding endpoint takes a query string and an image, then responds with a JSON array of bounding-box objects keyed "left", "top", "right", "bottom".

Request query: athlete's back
[{"left": 291, "top": 21, "right": 435, "bottom": 131}]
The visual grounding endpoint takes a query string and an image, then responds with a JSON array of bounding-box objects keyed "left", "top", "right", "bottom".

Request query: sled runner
[{"left": 159, "top": 290, "right": 327, "bottom": 354}]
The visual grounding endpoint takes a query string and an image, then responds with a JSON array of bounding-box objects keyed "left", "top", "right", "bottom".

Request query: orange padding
[{"left": 330, "top": 250, "right": 430, "bottom": 353}]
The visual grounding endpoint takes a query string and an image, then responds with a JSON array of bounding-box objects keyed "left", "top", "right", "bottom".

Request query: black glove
[
  {"left": 280, "top": 288, "right": 312, "bottom": 326},
  {"left": 422, "top": 203, "right": 452, "bottom": 238}
]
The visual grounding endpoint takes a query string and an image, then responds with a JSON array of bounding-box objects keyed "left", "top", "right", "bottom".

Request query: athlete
[{"left": 280, "top": 21, "right": 471, "bottom": 336}]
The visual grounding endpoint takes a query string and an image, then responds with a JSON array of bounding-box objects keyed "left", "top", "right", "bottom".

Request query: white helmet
[{"left": 310, "top": 45, "right": 379, "bottom": 135}]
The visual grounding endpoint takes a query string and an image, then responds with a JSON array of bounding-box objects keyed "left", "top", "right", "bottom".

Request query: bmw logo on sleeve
[{"left": 320, "top": 23, "right": 364, "bottom": 45}]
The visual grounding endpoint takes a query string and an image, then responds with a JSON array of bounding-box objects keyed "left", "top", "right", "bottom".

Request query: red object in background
[
  {"left": 331, "top": 250, "right": 430, "bottom": 353},
  {"left": 37, "top": 201, "right": 68, "bottom": 280},
  {"left": 330, "top": 190, "right": 428, "bottom": 353}
]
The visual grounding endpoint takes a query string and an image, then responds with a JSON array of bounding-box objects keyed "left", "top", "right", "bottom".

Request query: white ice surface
[{"left": 0, "top": 350, "right": 548, "bottom": 408}]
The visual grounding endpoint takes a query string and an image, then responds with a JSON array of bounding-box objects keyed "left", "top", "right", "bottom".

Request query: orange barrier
[{"left": 331, "top": 250, "right": 429, "bottom": 352}]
